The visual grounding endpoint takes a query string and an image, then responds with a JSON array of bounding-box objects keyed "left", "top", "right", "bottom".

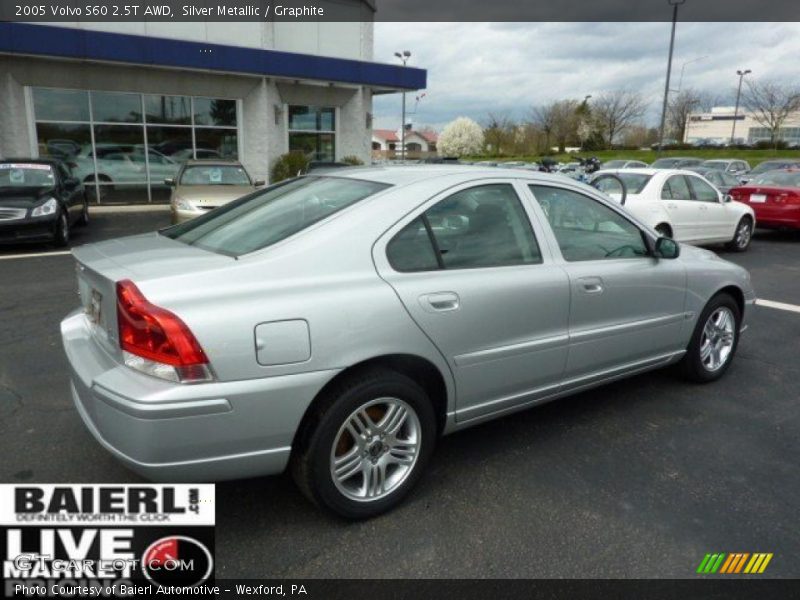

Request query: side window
[
  {"left": 386, "top": 184, "right": 542, "bottom": 272},
  {"left": 688, "top": 176, "right": 720, "bottom": 202},
  {"left": 661, "top": 175, "right": 692, "bottom": 200},
  {"left": 705, "top": 171, "right": 721, "bottom": 186},
  {"left": 386, "top": 217, "right": 439, "bottom": 272},
  {"left": 529, "top": 185, "right": 648, "bottom": 262}
]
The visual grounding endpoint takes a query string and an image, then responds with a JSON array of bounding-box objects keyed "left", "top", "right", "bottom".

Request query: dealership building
[
  {"left": 0, "top": 10, "right": 426, "bottom": 203},
  {"left": 684, "top": 106, "right": 800, "bottom": 146}
]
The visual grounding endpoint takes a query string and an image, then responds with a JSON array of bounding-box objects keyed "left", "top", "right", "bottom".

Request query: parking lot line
[
  {"left": 0, "top": 250, "right": 72, "bottom": 261},
  {"left": 757, "top": 298, "right": 800, "bottom": 314}
]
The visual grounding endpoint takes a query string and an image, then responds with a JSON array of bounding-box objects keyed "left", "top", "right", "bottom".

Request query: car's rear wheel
[
  {"left": 78, "top": 198, "right": 90, "bottom": 227},
  {"left": 53, "top": 211, "right": 70, "bottom": 247},
  {"left": 291, "top": 368, "right": 436, "bottom": 519},
  {"left": 726, "top": 216, "right": 753, "bottom": 252},
  {"left": 679, "top": 293, "right": 741, "bottom": 383}
]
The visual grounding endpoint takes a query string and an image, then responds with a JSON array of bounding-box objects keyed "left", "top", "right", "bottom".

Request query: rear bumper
[
  {"left": 61, "top": 310, "right": 338, "bottom": 482},
  {"left": 751, "top": 205, "right": 800, "bottom": 229},
  {"left": 0, "top": 215, "right": 57, "bottom": 243}
]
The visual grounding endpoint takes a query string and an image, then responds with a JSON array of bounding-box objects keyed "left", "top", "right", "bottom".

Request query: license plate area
[{"left": 750, "top": 194, "right": 767, "bottom": 203}]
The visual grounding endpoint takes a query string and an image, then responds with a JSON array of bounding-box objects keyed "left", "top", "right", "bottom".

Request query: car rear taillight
[
  {"left": 116, "top": 279, "right": 213, "bottom": 383},
  {"left": 780, "top": 192, "right": 800, "bottom": 204}
]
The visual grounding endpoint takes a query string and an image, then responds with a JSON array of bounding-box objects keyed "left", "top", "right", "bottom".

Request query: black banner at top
[{"left": 0, "top": 0, "right": 798, "bottom": 22}]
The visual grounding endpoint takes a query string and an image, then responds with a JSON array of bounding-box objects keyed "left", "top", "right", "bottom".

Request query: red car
[{"left": 730, "top": 169, "right": 800, "bottom": 230}]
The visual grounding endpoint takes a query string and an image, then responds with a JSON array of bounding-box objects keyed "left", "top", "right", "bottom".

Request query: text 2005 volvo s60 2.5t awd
[{"left": 62, "top": 166, "right": 755, "bottom": 518}]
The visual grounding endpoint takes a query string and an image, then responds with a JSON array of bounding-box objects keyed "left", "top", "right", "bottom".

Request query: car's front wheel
[
  {"left": 679, "top": 293, "right": 741, "bottom": 383},
  {"left": 291, "top": 368, "right": 436, "bottom": 519},
  {"left": 53, "top": 211, "right": 70, "bottom": 247}
]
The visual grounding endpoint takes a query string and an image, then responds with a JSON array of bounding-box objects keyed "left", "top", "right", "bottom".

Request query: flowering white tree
[{"left": 437, "top": 117, "right": 484, "bottom": 157}]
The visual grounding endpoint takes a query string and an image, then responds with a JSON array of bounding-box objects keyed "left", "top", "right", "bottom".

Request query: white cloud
[{"left": 373, "top": 22, "right": 799, "bottom": 131}]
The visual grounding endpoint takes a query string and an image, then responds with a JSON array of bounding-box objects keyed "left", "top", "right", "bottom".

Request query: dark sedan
[
  {"left": 687, "top": 166, "right": 742, "bottom": 194},
  {"left": 0, "top": 159, "right": 88, "bottom": 246}
]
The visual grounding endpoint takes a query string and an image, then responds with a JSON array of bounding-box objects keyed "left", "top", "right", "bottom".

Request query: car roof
[
  {"left": 308, "top": 165, "right": 576, "bottom": 186},
  {"left": 595, "top": 167, "right": 704, "bottom": 177},
  {"left": 3, "top": 157, "right": 64, "bottom": 167},
  {"left": 183, "top": 159, "right": 243, "bottom": 166}
]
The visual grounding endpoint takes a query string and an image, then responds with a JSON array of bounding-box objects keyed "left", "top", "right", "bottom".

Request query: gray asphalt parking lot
[{"left": 0, "top": 210, "right": 798, "bottom": 578}]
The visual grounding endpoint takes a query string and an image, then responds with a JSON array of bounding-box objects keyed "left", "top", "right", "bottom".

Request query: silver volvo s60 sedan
[{"left": 61, "top": 166, "right": 755, "bottom": 518}]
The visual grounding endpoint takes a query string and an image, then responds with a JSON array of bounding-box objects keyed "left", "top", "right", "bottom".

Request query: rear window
[
  {"left": 750, "top": 171, "right": 800, "bottom": 188},
  {"left": 162, "top": 176, "right": 390, "bottom": 256},
  {"left": 594, "top": 173, "right": 652, "bottom": 195}
]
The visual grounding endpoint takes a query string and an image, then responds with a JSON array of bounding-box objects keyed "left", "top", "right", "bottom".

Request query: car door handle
[
  {"left": 578, "top": 277, "right": 604, "bottom": 294},
  {"left": 420, "top": 292, "right": 460, "bottom": 312},
  {"left": 699, "top": 204, "right": 708, "bottom": 210},
  {"left": 667, "top": 203, "right": 678, "bottom": 209}
]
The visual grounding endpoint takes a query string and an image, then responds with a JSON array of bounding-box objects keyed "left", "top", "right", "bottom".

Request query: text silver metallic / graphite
[{"left": 181, "top": 4, "right": 325, "bottom": 18}]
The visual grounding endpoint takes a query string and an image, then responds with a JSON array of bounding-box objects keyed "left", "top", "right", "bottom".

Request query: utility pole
[
  {"left": 394, "top": 50, "right": 411, "bottom": 162},
  {"left": 731, "top": 69, "right": 751, "bottom": 145},
  {"left": 657, "top": 0, "right": 686, "bottom": 154}
]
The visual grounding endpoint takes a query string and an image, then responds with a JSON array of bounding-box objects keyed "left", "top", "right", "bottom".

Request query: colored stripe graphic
[{"left": 698, "top": 553, "right": 773, "bottom": 574}]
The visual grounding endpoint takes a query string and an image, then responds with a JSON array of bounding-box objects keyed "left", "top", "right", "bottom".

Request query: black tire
[
  {"left": 655, "top": 223, "right": 673, "bottom": 238},
  {"left": 679, "top": 293, "right": 741, "bottom": 383},
  {"left": 725, "top": 216, "right": 753, "bottom": 252},
  {"left": 78, "top": 199, "right": 90, "bottom": 227},
  {"left": 53, "top": 211, "right": 70, "bottom": 247},
  {"left": 291, "top": 368, "right": 436, "bottom": 519}
]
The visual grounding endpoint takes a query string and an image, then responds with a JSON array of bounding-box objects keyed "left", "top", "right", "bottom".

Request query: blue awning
[{"left": 0, "top": 23, "right": 426, "bottom": 91}]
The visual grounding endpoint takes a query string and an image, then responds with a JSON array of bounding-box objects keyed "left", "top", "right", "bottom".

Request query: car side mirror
[
  {"left": 64, "top": 177, "right": 80, "bottom": 190},
  {"left": 654, "top": 237, "right": 680, "bottom": 259},
  {"left": 723, "top": 194, "right": 733, "bottom": 203},
  {"left": 254, "top": 179, "right": 265, "bottom": 187},
  {"left": 164, "top": 178, "right": 175, "bottom": 187}
]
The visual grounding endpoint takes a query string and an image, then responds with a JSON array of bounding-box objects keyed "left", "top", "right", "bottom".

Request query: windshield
[
  {"left": 162, "top": 176, "right": 390, "bottom": 256},
  {"left": 751, "top": 171, "right": 800, "bottom": 188},
  {"left": 601, "top": 160, "right": 627, "bottom": 168},
  {"left": 650, "top": 158, "right": 678, "bottom": 168},
  {"left": 750, "top": 161, "right": 797, "bottom": 175},
  {"left": 0, "top": 163, "right": 55, "bottom": 188},
  {"left": 594, "top": 173, "right": 652, "bottom": 195},
  {"left": 180, "top": 165, "right": 251, "bottom": 186},
  {"left": 700, "top": 161, "right": 727, "bottom": 171}
]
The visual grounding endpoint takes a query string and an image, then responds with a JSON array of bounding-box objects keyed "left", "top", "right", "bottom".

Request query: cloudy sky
[{"left": 372, "top": 22, "right": 798, "bottom": 132}]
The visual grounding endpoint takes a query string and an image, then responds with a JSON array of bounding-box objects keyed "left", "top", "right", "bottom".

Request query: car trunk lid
[{"left": 72, "top": 233, "right": 233, "bottom": 357}]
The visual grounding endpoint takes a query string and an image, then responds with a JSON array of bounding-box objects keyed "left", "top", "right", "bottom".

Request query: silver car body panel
[{"left": 62, "top": 166, "right": 755, "bottom": 481}]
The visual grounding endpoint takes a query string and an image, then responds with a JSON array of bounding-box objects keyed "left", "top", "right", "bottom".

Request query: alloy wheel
[
  {"left": 700, "top": 307, "right": 735, "bottom": 372},
  {"left": 330, "top": 397, "right": 421, "bottom": 502},
  {"left": 735, "top": 220, "right": 752, "bottom": 249}
]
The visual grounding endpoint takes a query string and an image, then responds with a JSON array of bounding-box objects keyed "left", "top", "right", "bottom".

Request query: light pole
[
  {"left": 657, "top": 0, "right": 686, "bottom": 154},
  {"left": 731, "top": 69, "right": 751, "bottom": 145},
  {"left": 672, "top": 55, "right": 708, "bottom": 93},
  {"left": 394, "top": 50, "right": 411, "bottom": 162}
]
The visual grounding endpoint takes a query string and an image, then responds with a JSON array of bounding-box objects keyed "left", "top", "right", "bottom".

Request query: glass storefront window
[
  {"left": 288, "top": 106, "right": 335, "bottom": 131},
  {"left": 194, "top": 129, "right": 239, "bottom": 159},
  {"left": 144, "top": 95, "right": 192, "bottom": 125},
  {"left": 35, "top": 123, "right": 91, "bottom": 161},
  {"left": 91, "top": 92, "right": 142, "bottom": 123},
  {"left": 33, "top": 88, "right": 90, "bottom": 122},
  {"left": 194, "top": 98, "right": 237, "bottom": 127},
  {"left": 31, "top": 88, "right": 239, "bottom": 203},
  {"left": 289, "top": 132, "right": 335, "bottom": 162}
]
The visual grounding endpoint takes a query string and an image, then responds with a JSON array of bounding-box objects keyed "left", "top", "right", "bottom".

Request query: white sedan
[{"left": 592, "top": 168, "right": 755, "bottom": 252}]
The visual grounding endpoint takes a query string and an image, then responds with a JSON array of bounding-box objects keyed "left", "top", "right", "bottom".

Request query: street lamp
[
  {"left": 731, "top": 69, "right": 752, "bottom": 145},
  {"left": 672, "top": 55, "right": 708, "bottom": 93},
  {"left": 657, "top": 0, "right": 686, "bottom": 154},
  {"left": 394, "top": 50, "right": 411, "bottom": 162}
]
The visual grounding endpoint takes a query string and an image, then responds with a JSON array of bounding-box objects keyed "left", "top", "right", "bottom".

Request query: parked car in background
[
  {"left": 700, "top": 159, "right": 750, "bottom": 179},
  {"left": 172, "top": 148, "right": 223, "bottom": 162},
  {"left": 730, "top": 169, "right": 800, "bottom": 231},
  {"left": 70, "top": 144, "right": 180, "bottom": 197},
  {"left": 592, "top": 168, "right": 755, "bottom": 251},
  {"left": 601, "top": 159, "right": 649, "bottom": 169},
  {"left": 62, "top": 165, "right": 754, "bottom": 518},
  {"left": 687, "top": 166, "right": 742, "bottom": 195},
  {"left": 168, "top": 160, "right": 263, "bottom": 224},
  {"left": 0, "top": 158, "right": 88, "bottom": 246},
  {"left": 650, "top": 157, "right": 704, "bottom": 169},
  {"left": 740, "top": 159, "right": 800, "bottom": 184}
]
